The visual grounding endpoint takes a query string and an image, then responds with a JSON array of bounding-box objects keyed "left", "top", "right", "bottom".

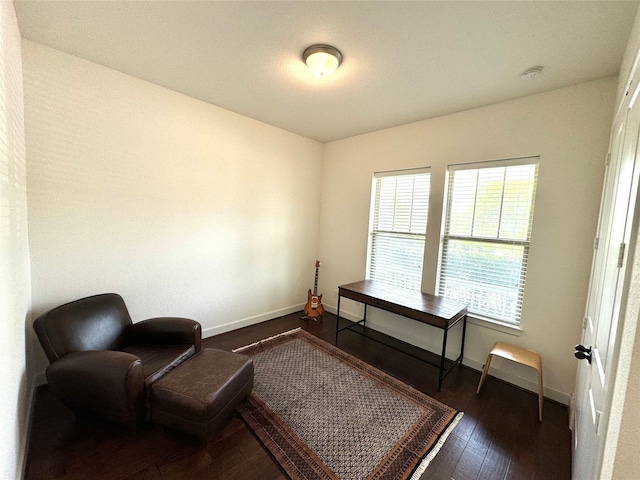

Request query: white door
[{"left": 572, "top": 87, "right": 640, "bottom": 479}]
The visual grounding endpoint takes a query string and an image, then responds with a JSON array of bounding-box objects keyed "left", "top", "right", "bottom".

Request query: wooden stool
[{"left": 476, "top": 341, "right": 544, "bottom": 421}]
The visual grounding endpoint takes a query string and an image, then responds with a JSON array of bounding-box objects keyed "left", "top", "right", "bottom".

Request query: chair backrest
[{"left": 34, "top": 293, "right": 133, "bottom": 363}]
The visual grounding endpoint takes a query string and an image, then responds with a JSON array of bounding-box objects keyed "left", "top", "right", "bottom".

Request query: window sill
[{"left": 467, "top": 314, "right": 523, "bottom": 336}]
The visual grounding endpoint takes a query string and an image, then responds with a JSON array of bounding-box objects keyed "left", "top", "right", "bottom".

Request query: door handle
[{"left": 574, "top": 344, "right": 592, "bottom": 364}]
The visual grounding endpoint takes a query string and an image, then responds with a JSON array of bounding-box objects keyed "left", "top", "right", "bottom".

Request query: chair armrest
[
  {"left": 127, "top": 317, "right": 202, "bottom": 352},
  {"left": 46, "top": 350, "right": 144, "bottom": 425}
]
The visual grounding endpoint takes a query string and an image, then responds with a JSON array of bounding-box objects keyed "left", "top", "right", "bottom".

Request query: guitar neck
[{"left": 313, "top": 268, "right": 319, "bottom": 296}]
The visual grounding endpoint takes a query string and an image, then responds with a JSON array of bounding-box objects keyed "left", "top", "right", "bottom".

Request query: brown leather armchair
[{"left": 33, "top": 293, "right": 202, "bottom": 426}]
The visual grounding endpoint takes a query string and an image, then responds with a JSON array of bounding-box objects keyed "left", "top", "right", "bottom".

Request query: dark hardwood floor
[{"left": 25, "top": 312, "right": 572, "bottom": 480}]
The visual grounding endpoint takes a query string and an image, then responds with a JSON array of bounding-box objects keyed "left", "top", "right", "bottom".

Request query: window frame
[
  {"left": 436, "top": 156, "right": 539, "bottom": 326},
  {"left": 366, "top": 167, "right": 431, "bottom": 292}
]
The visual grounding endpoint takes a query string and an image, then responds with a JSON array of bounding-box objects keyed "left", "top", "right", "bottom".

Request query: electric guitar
[{"left": 303, "top": 260, "right": 324, "bottom": 320}]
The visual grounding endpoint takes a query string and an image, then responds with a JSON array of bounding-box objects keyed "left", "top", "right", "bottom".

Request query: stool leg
[
  {"left": 538, "top": 367, "right": 544, "bottom": 422},
  {"left": 476, "top": 354, "right": 493, "bottom": 394}
]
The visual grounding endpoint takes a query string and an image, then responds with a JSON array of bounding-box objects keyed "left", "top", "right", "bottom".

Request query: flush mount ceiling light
[
  {"left": 521, "top": 65, "right": 544, "bottom": 79},
  {"left": 303, "top": 44, "right": 342, "bottom": 78}
]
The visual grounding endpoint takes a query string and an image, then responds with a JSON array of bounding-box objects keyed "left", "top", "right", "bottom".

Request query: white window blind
[
  {"left": 367, "top": 168, "right": 430, "bottom": 291},
  {"left": 438, "top": 158, "right": 538, "bottom": 324}
]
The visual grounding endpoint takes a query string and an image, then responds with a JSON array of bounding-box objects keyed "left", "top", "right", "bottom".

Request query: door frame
[
  {"left": 597, "top": 153, "right": 640, "bottom": 478},
  {"left": 572, "top": 45, "right": 640, "bottom": 479}
]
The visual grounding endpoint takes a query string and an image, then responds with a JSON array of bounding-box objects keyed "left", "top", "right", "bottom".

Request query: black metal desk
[{"left": 335, "top": 280, "right": 468, "bottom": 391}]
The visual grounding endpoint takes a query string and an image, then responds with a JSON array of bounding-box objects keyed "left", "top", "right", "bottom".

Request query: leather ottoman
[{"left": 150, "top": 348, "right": 253, "bottom": 439}]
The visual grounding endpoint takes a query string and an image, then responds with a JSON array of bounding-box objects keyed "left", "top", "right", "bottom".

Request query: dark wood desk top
[{"left": 338, "top": 280, "right": 467, "bottom": 329}]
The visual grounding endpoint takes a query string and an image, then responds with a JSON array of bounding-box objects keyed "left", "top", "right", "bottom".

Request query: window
[
  {"left": 367, "top": 168, "right": 430, "bottom": 291},
  {"left": 438, "top": 158, "right": 538, "bottom": 324}
]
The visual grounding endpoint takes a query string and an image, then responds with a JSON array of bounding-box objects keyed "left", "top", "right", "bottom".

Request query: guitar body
[
  {"left": 302, "top": 261, "right": 324, "bottom": 320},
  {"left": 304, "top": 289, "right": 324, "bottom": 319}
]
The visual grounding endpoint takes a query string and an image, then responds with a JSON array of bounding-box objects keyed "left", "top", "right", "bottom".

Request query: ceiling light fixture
[{"left": 303, "top": 44, "right": 342, "bottom": 78}]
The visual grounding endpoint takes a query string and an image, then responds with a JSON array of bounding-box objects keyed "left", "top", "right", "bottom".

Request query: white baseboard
[
  {"left": 33, "top": 303, "right": 307, "bottom": 384},
  {"left": 327, "top": 304, "right": 570, "bottom": 405},
  {"left": 32, "top": 302, "right": 570, "bottom": 406},
  {"left": 20, "top": 379, "right": 38, "bottom": 480},
  {"left": 201, "top": 303, "right": 306, "bottom": 338}
]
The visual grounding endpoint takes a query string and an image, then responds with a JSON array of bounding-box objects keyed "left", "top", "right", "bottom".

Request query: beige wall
[
  {"left": 0, "top": 2, "right": 31, "bottom": 479},
  {"left": 318, "top": 77, "right": 617, "bottom": 403},
  {"left": 23, "top": 41, "right": 323, "bottom": 377}
]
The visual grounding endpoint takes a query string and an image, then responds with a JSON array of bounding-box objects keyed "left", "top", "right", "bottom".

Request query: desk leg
[
  {"left": 460, "top": 314, "right": 467, "bottom": 364},
  {"left": 438, "top": 328, "right": 449, "bottom": 392},
  {"left": 363, "top": 304, "right": 367, "bottom": 330},
  {"left": 335, "top": 295, "right": 342, "bottom": 345}
]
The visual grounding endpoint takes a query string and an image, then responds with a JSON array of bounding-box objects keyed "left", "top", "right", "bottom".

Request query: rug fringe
[
  {"left": 232, "top": 327, "right": 301, "bottom": 353},
  {"left": 409, "top": 411, "right": 464, "bottom": 480}
]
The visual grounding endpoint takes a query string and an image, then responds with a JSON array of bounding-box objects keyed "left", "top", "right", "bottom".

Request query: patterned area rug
[{"left": 234, "top": 328, "right": 462, "bottom": 480}]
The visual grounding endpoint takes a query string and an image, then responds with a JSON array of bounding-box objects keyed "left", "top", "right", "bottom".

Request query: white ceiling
[{"left": 15, "top": 1, "right": 639, "bottom": 143}]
